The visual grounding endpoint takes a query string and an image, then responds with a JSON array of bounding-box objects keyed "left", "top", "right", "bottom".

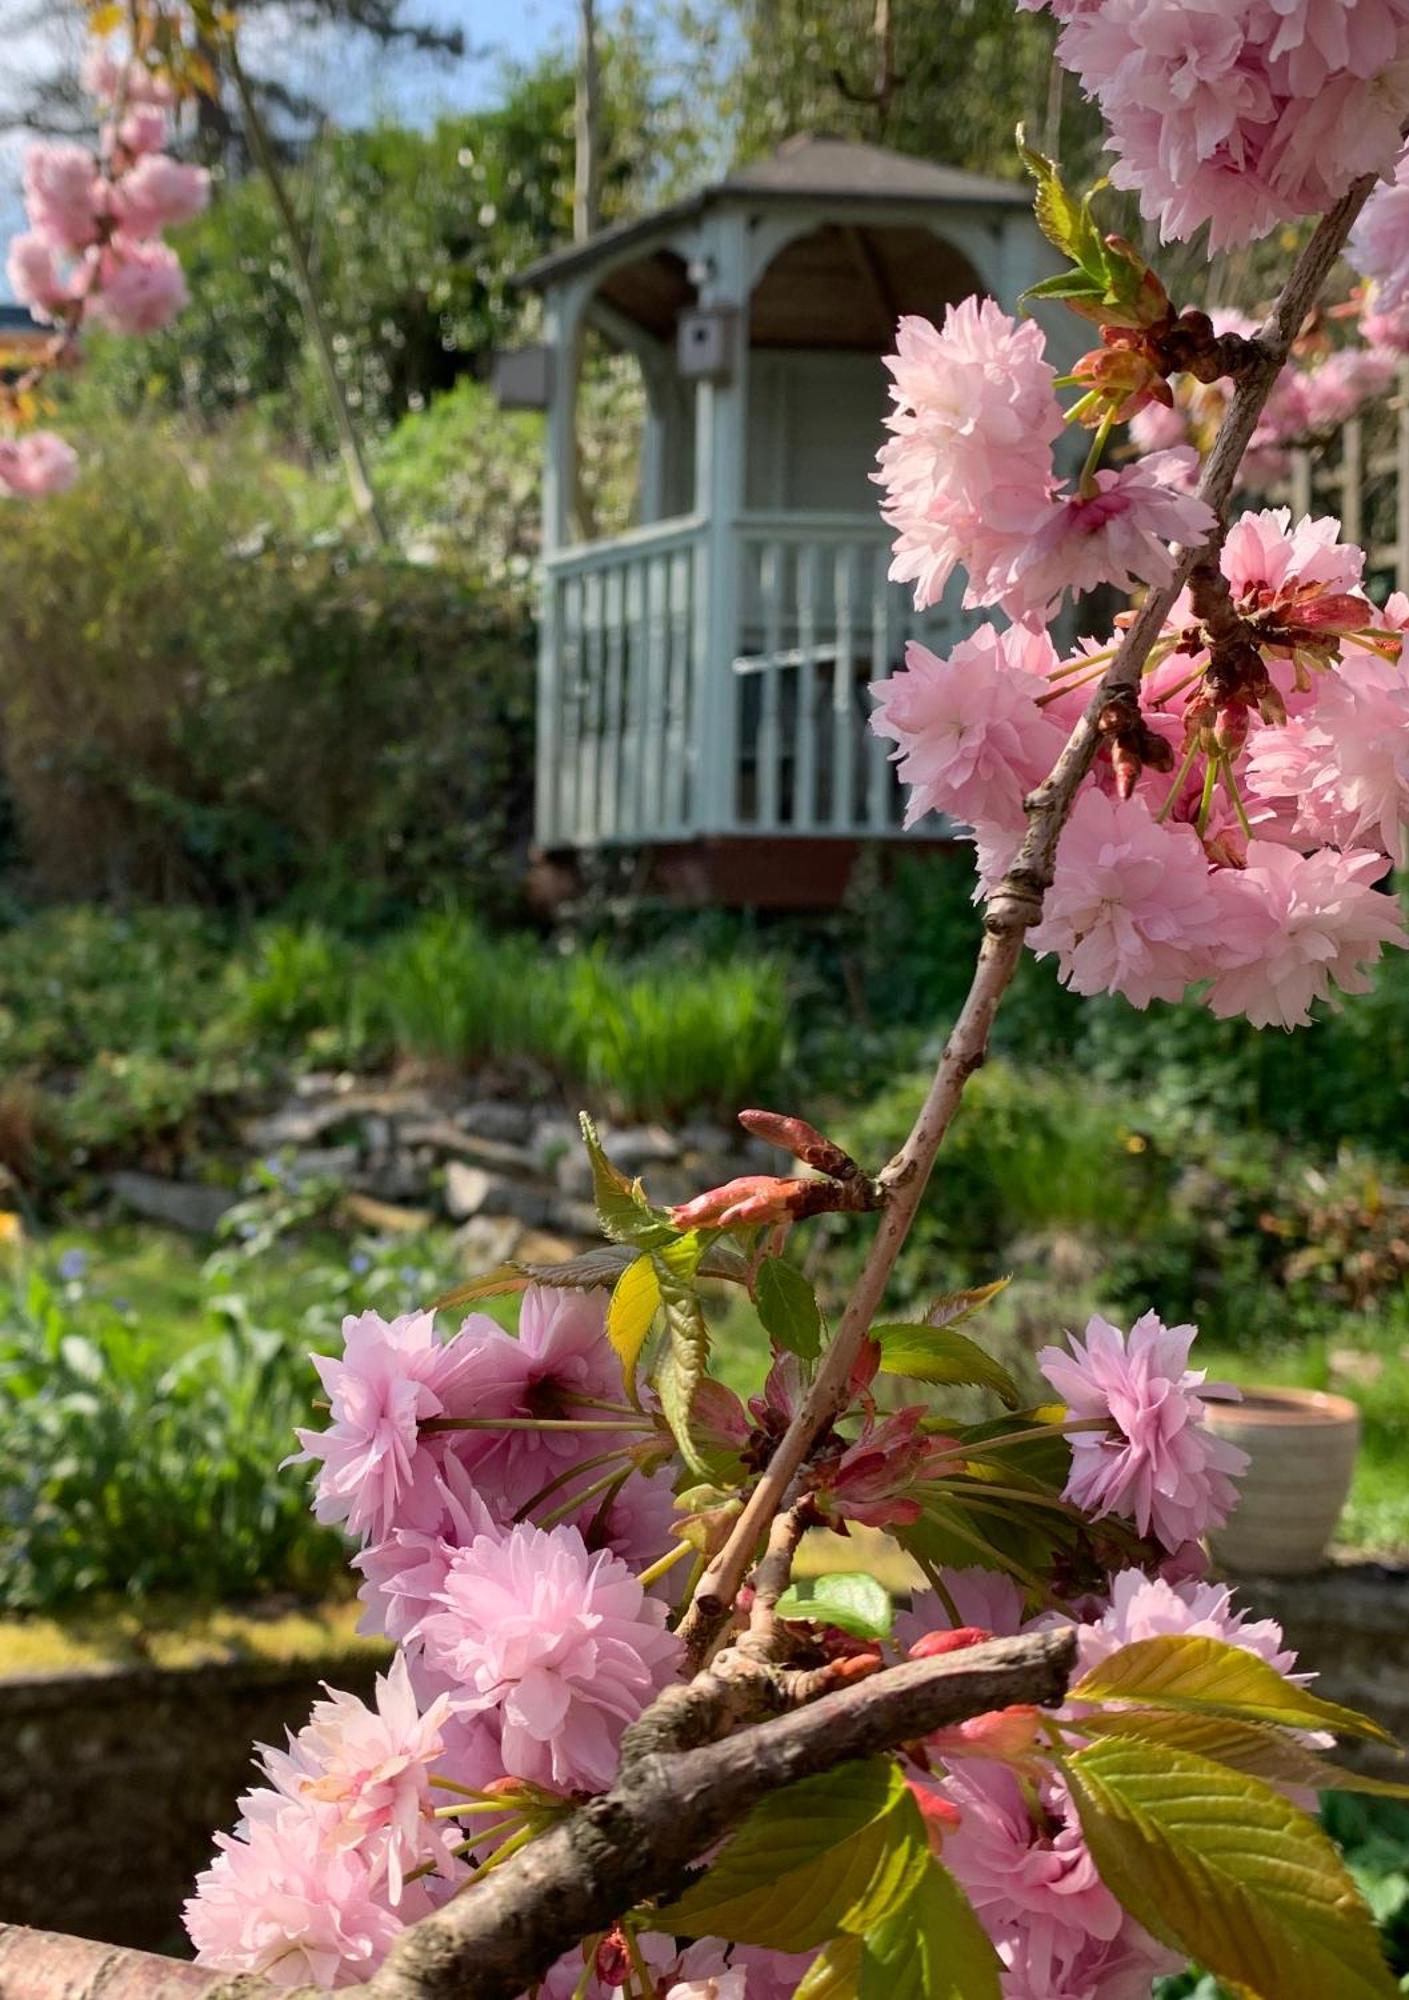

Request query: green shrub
[
  {"left": 0, "top": 423, "right": 534, "bottom": 915},
  {"left": 0, "top": 1265, "right": 341, "bottom": 1609}
]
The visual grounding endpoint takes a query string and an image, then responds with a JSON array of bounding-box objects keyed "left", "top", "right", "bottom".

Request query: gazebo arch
[{"left": 512, "top": 135, "right": 1060, "bottom": 901}]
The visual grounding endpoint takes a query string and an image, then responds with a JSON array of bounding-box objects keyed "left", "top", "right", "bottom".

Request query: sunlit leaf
[
  {"left": 606, "top": 1254, "right": 660, "bottom": 1383},
  {"left": 1076, "top": 1708, "right": 1409, "bottom": 1799},
  {"left": 657, "top": 1759, "right": 924, "bottom": 1953},
  {"left": 756, "top": 1255, "right": 823, "bottom": 1362},
  {"left": 1066, "top": 1736, "right": 1397, "bottom": 2000},
  {"left": 580, "top": 1113, "right": 677, "bottom": 1250},
  {"left": 873, "top": 1323, "right": 1018, "bottom": 1407},
  {"left": 859, "top": 1847, "right": 1002, "bottom": 2000},
  {"left": 1073, "top": 1635, "right": 1395, "bottom": 1744},
  {"left": 652, "top": 1231, "right": 711, "bottom": 1477},
  {"left": 775, "top": 1571, "right": 894, "bottom": 1641}
]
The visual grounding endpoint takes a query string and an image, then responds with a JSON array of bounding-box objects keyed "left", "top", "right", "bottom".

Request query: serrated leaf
[
  {"left": 924, "top": 1277, "right": 1011, "bottom": 1332},
  {"left": 859, "top": 1845, "right": 1002, "bottom": 2000},
  {"left": 580, "top": 1113, "right": 677, "bottom": 1250},
  {"left": 873, "top": 1324, "right": 1019, "bottom": 1407},
  {"left": 1018, "top": 129, "right": 1106, "bottom": 280},
  {"left": 1076, "top": 1708, "right": 1409, "bottom": 1799},
  {"left": 756, "top": 1256, "right": 823, "bottom": 1361},
  {"left": 1073, "top": 1635, "right": 1394, "bottom": 1744},
  {"left": 1066, "top": 1736, "right": 1397, "bottom": 2000},
  {"left": 794, "top": 1936, "right": 862, "bottom": 2000},
  {"left": 1021, "top": 269, "right": 1108, "bottom": 306},
  {"left": 606, "top": 1254, "right": 660, "bottom": 1384},
  {"left": 775, "top": 1572, "right": 894, "bottom": 1641},
  {"left": 652, "top": 1232, "right": 711, "bottom": 1477},
  {"left": 432, "top": 1245, "right": 633, "bottom": 1309},
  {"left": 657, "top": 1759, "right": 924, "bottom": 1953}
]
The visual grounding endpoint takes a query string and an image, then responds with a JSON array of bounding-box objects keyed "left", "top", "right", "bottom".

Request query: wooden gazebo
[{"left": 516, "top": 134, "right": 1056, "bottom": 903}]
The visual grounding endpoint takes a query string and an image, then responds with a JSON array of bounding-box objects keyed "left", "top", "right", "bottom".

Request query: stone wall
[{"left": 0, "top": 1652, "right": 381, "bottom": 1953}]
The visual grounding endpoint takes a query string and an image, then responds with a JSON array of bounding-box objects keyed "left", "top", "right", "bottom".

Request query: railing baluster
[
  {"left": 580, "top": 569, "right": 605, "bottom": 844},
  {"left": 794, "top": 543, "right": 819, "bottom": 830},
  {"left": 869, "top": 550, "right": 894, "bottom": 832},
  {"left": 759, "top": 541, "right": 784, "bottom": 831},
  {"left": 832, "top": 542, "right": 857, "bottom": 830},
  {"left": 1342, "top": 413, "right": 1364, "bottom": 552},
  {"left": 601, "top": 564, "right": 626, "bottom": 842},
  {"left": 642, "top": 556, "right": 668, "bottom": 836},
  {"left": 664, "top": 548, "right": 691, "bottom": 834},
  {"left": 622, "top": 560, "right": 645, "bottom": 839},
  {"left": 558, "top": 573, "right": 582, "bottom": 847}
]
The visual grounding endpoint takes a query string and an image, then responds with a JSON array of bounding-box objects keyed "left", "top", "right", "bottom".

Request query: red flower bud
[
  {"left": 737, "top": 1108, "right": 860, "bottom": 1181},
  {"left": 908, "top": 1626, "right": 992, "bottom": 1660},
  {"left": 595, "top": 1929, "right": 632, "bottom": 1988}
]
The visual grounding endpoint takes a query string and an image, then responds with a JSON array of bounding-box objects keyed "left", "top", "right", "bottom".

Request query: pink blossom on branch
[
  {"left": 90, "top": 235, "right": 190, "bottom": 333},
  {"left": 1003, "top": 450, "right": 1216, "bottom": 619},
  {"left": 1037, "top": 1310, "right": 1248, "bottom": 1551},
  {"left": 111, "top": 152, "right": 211, "bottom": 238},
  {"left": 1350, "top": 140, "right": 1409, "bottom": 314},
  {"left": 22, "top": 141, "right": 103, "bottom": 253},
  {"left": 869, "top": 625, "right": 1066, "bottom": 833},
  {"left": 6, "top": 231, "right": 81, "bottom": 323}
]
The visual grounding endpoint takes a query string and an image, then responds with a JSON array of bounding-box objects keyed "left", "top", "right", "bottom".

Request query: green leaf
[
  {"left": 1075, "top": 1708, "right": 1409, "bottom": 1800},
  {"left": 656, "top": 1759, "right": 924, "bottom": 1953},
  {"left": 860, "top": 1849, "right": 1002, "bottom": 2000},
  {"left": 651, "top": 1231, "right": 711, "bottom": 1477},
  {"left": 606, "top": 1254, "right": 660, "bottom": 1384},
  {"left": 1018, "top": 129, "right": 1106, "bottom": 280},
  {"left": 756, "top": 1255, "right": 823, "bottom": 1362},
  {"left": 432, "top": 1244, "right": 633, "bottom": 1309},
  {"left": 794, "top": 1936, "right": 862, "bottom": 2000},
  {"left": 1072, "top": 1635, "right": 1395, "bottom": 1745},
  {"left": 1021, "top": 268, "right": 1108, "bottom": 306},
  {"left": 873, "top": 1324, "right": 1019, "bottom": 1407},
  {"left": 580, "top": 1113, "right": 677, "bottom": 1250},
  {"left": 923, "top": 1277, "right": 1011, "bottom": 1332},
  {"left": 1066, "top": 1735, "right": 1397, "bottom": 2000},
  {"left": 775, "top": 1571, "right": 895, "bottom": 1641}
]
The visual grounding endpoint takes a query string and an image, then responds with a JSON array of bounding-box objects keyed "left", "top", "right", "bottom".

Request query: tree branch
[{"left": 677, "top": 162, "right": 1387, "bottom": 1665}]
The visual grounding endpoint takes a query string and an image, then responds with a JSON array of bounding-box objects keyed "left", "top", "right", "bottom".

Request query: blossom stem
[
  {"left": 912, "top": 1552, "right": 964, "bottom": 1627},
  {"left": 1195, "top": 752, "right": 1219, "bottom": 836},
  {"left": 635, "top": 1538, "right": 694, "bottom": 1590},
  {"left": 512, "top": 1448, "right": 634, "bottom": 1524},
  {"left": 1078, "top": 408, "right": 1116, "bottom": 500},
  {"left": 421, "top": 1417, "right": 654, "bottom": 1433},
  {"left": 1220, "top": 753, "right": 1255, "bottom": 840},
  {"left": 535, "top": 1467, "right": 634, "bottom": 1532},
  {"left": 1155, "top": 731, "right": 1203, "bottom": 824}
]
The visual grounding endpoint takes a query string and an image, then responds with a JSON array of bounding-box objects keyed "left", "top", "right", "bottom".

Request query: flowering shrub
[
  {"left": 1, "top": 40, "right": 206, "bottom": 495},
  {"left": 168, "top": 5, "right": 1409, "bottom": 2000}
]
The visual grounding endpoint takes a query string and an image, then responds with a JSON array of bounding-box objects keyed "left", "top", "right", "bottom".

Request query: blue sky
[{"left": 1, "top": 0, "right": 604, "bottom": 291}]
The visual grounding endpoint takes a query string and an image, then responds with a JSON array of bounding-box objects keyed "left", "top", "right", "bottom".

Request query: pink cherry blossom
[
  {"left": 109, "top": 104, "right": 172, "bottom": 161},
  {"left": 414, "top": 1521, "right": 680, "bottom": 1793},
  {"left": 875, "top": 301, "right": 1062, "bottom": 612},
  {"left": 1219, "top": 504, "right": 1367, "bottom": 605},
  {"left": 1206, "top": 840, "right": 1409, "bottom": 1028},
  {"left": 1298, "top": 346, "right": 1399, "bottom": 432},
  {"left": 869, "top": 625, "right": 1065, "bottom": 832},
  {"left": 1301, "top": 650, "right": 1409, "bottom": 863},
  {"left": 894, "top": 1568, "right": 1031, "bottom": 1654},
  {"left": 1002, "top": 450, "right": 1215, "bottom": 618},
  {"left": 6, "top": 230, "right": 80, "bottom": 323},
  {"left": 256, "top": 1654, "right": 455, "bottom": 1901},
  {"left": 90, "top": 236, "right": 189, "bottom": 334},
  {"left": 1026, "top": 790, "right": 1226, "bottom": 1009},
  {"left": 1074, "top": 1566, "right": 1299, "bottom": 1681},
  {"left": 939, "top": 1761, "right": 1126, "bottom": 1977},
  {"left": 291, "top": 1309, "right": 488, "bottom": 1544},
  {"left": 1037, "top": 1310, "right": 1248, "bottom": 1551},
  {"left": 184, "top": 1798, "right": 427, "bottom": 1987},
  {"left": 1350, "top": 140, "right": 1409, "bottom": 313},
  {"left": 23, "top": 141, "right": 103, "bottom": 253},
  {"left": 111, "top": 153, "right": 211, "bottom": 239},
  {"left": 998, "top": 1912, "right": 1182, "bottom": 2000},
  {"left": 0, "top": 432, "right": 79, "bottom": 499}
]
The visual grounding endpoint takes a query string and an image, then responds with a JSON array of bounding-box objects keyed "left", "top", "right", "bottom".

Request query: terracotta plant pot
[{"left": 1204, "top": 1386, "right": 1361, "bottom": 1577}]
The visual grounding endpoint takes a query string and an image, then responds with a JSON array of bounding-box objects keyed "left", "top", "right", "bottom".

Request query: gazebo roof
[{"left": 517, "top": 133, "right": 1028, "bottom": 293}]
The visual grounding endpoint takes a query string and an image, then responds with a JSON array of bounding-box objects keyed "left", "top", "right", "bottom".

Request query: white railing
[
  {"left": 538, "top": 518, "right": 707, "bottom": 847},
  {"left": 732, "top": 514, "right": 974, "bottom": 836},
  {"left": 537, "top": 510, "right": 978, "bottom": 849}
]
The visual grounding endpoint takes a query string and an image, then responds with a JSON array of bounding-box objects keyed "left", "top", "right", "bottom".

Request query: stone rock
[
  {"left": 510, "top": 1228, "right": 583, "bottom": 1268},
  {"left": 601, "top": 1123, "right": 680, "bottom": 1171},
  {"left": 108, "top": 1173, "right": 236, "bottom": 1236},
  {"left": 400, "top": 1121, "right": 538, "bottom": 1176},
  {"left": 545, "top": 1198, "right": 603, "bottom": 1238},
  {"left": 355, "top": 1155, "right": 434, "bottom": 1203},
  {"left": 452, "top": 1214, "right": 522, "bottom": 1269},
  {"left": 677, "top": 1121, "right": 736, "bottom": 1158},
  {"left": 342, "top": 1192, "right": 434, "bottom": 1236},
  {"left": 444, "top": 1161, "right": 552, "bottom": 1228},
  {"left": 530, "top": 1116, "right": 581, "bottom": 1171},
  {"left": 286, "top": 1145, "right": 360, "bottom": 1185},
  {"left": 456, "top": 1100, "right": 534, "bottom": 1145},
  {"left": 554, "top": 1151, "right": 594, "bottom": 1199}
]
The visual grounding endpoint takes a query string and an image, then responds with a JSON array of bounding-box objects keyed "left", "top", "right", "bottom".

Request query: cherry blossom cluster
[
  {"left": 182, "top": 1277, "right": 1294, "bottom": 1999},
  {"left": 874, "top": 296, "right": 1409, "bottom": 1030},
  {"left": 876, "top": 300, "right": 1216, "bottom": 623},
  {"left": 1022, "top": 0, "right": 1409, "bottom": 250},
  {"left": 1, "top": 46, "right": 207, "bottom": 498}
]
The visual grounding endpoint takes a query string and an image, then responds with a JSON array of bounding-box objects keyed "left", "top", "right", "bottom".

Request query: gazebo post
[{"left": 692, "top": 209, "right": 750, "bottom": 838}]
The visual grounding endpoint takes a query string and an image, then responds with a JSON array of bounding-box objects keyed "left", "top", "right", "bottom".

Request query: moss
[{"left": 0, "top": 1595, "right": 390, "bottom": 1678}]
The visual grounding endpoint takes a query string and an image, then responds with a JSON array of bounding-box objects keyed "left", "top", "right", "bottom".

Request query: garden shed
[{"left": 516, "top": 134, "right": 1056, "bottom": 903}]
